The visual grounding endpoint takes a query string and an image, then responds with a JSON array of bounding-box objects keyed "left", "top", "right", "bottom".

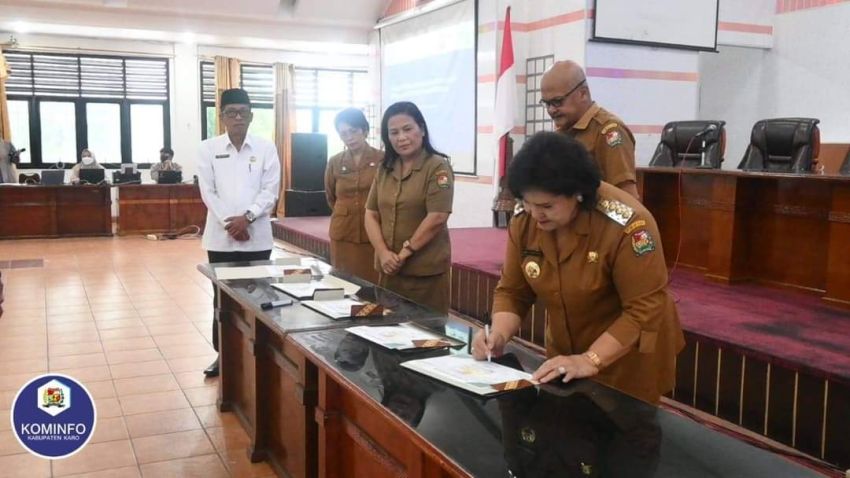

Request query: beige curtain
[
  {"left": 213, "top": 56, "right": 241, "bottom": 135},
  {"left": 0, "top": 48, "right": 11, "bottom": 141},
  {"left": 274, "top": 63, "right": 296, "bottom": 217}
]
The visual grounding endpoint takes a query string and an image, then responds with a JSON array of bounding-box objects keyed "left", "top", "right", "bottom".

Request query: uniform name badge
[{"left": 524, "top": 260, "right": 541, "bottom": 279}]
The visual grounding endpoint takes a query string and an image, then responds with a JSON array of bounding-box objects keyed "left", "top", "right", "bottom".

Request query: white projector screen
[
  {"left": 380, "top": 0, "right": 476, "bottom": 174},
  {"left": 593, "top": 0, "right": 719, "bottom": 51}
]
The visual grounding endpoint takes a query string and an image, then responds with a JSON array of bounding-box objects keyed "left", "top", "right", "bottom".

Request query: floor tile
[
  {"left": 219, "top": 447, "right": 277, "bottom": 478},
  {"left": 193, "top": 406, "right": 241, "bottom": 430},
  {"left": 113, "top": 373, "right": 179, "bottom": 397},
  {"left": 124, "top": 408, "right": 202, "bottom": 438},
  {"left": 0, "top": 452, "right": 51, "bottom": 478},
  {"left": 131, "top": 429, "right": 215, "bottom": 464},
  {"left": 109, "top": 360, "right": 171, "bottom": 380},
  {"left": 104, "top": 349, "right": 162, "bottom": 365},
  {"left": 52, "top": 440, "right": 136, "bottom": 476},
  {"left": 119, "top": 390, "right": 190, "bottom": 416},
  {"left": 183, "top": 386, "right": 218, "bottom": 407},
  {"left": 139, "top": 454, "right": 228, "bottom": 478},
  {"left": 206, "top": 425, "right": 251, "bottom": 453},
  {"left": 63, "top": 465, "right": 142, "bottom": 478},
  {"left": 90, "top": 416, "right": 130, "bottom": 444},
  {"left": 173, "top": 371, "right": 218, "bottom": 390}
]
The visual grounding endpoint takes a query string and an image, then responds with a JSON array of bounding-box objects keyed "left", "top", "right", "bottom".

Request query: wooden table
[
  {"left": 0, "top": 184, "right": 112, "bottom": 239},
  {"left": 116, "top": 184, "right": 206, "bottom": 235},
  {"left": 638, "top": 167, "right": 850, "bottom": 305},
  {"left": 204, "top": 259, "right": 826, "bottom": 477},
  {"left": 197, "top": 261, "right": 443, "bottom": 478}
]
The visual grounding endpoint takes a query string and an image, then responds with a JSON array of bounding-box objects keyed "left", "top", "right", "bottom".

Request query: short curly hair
[{"left": 508, "top": 132, "right": 601, "bottom": 210}]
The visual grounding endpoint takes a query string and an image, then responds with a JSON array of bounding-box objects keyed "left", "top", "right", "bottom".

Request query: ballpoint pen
[{"left": 484, "top": 324, "right": 491, "bottom": 362}]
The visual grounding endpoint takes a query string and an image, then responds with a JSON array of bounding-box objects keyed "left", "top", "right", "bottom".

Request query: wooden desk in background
[
  {"left": 0, "top": 185, "right": 112, "bottom": 239},
  {"left": 116, "top": 184, "right": 206, "bottom": 235},
  {"left": 638, "top": 167, "right": 850, "bottom": 305}
]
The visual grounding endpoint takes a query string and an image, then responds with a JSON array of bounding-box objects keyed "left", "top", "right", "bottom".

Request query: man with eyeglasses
[
  {"left": 540, "top": 61, "right": 639, "bottom": 199},
  {"left": 196, "top": 88, "right": 281, "bottom": 377}
]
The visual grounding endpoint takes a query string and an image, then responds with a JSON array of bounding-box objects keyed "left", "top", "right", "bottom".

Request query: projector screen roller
[{"left": 593, "top": 0, "right": 719, "bottom": 51}]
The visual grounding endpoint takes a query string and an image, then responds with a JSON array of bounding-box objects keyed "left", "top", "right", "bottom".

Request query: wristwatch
[
  {"left": 244, "top": 210, "right": 257, "bottom": 223},
  {"left": 402, "top": 240, "right": 416, "bottom": 254}
]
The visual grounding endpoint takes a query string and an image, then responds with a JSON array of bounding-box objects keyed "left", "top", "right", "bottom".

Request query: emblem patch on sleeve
[
  {"left": 605, "top": 130, "right": 623, "bottom": 147},
  {"left": 631, "top": 230, "right": 656, "bottom": 256},
  {"left": 436, "top": 171, "right": 451, "bottom": 189}
]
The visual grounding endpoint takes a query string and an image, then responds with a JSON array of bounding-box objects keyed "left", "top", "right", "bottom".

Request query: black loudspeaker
[
  {"left": 285, "top": 190, "right": 331, "bottom": 217},
  {"left": 291, "top": 133, "right": 328, "bottom": 191}
]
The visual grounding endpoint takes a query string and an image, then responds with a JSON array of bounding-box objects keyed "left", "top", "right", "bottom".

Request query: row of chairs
[{"left": 649, "top": 117, "right": 829, "bottom": 173}]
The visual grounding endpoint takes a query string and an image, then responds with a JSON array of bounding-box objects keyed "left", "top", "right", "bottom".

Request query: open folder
[
  {"left": 345, "top": 323, "right": 466, "bottom": 351},
  {"left": 401, "top": 355, "right": 536, "bottom": 396},
  {"left": 299, "top": 288, "right": 384, "bottom": 320},
  {"left": 271, "top": 275, "right": 361, "bottom": 299}
]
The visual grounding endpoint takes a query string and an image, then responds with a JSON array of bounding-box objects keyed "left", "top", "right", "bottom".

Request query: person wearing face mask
[
  {"left": 0, "top": 141, "right": 19, "bottom": 184},
  {"left": 364, "top": 101, "right": 453, "bottom": 314},
  {"left": 149, "top": 147, "right": 182, "bottom": 182},
  {"left": 324, "top": 108, "right": 382, "bottom": 284},
  {"left": 69, "top": 149, "right": 104, "bottom": 184},
  {"left": 472, "top": 132, "right": 683, "bottom": 404},
  {"left": 540, "top": 61, "right": 639, "bottom": 200}
]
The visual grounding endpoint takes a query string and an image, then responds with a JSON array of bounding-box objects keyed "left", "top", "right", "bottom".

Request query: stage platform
[{"left": 273, "top": 216, "right": 850, "bottom": 468}]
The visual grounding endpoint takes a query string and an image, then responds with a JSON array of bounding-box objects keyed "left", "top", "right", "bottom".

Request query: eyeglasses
[
  {"left": 223, "top": 109, "right": 252, "bottom": 119},
  {"left": 539, "top": 80, "right": 587, "bottom": 109}
]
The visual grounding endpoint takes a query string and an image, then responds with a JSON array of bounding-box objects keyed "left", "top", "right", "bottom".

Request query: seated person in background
[
  {"left": 150, "top": 147, "right": 182, "bottom": 182},
  {"left": 0, "top": 140, "right": 19, "bottom": 184},
  {"left": 70, "top": 149, "right": 105, "bottom": 184}
]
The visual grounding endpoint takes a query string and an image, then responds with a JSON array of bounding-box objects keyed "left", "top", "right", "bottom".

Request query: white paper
[
  {"left": 214, "top": 265, "right": 281, "bottom": 280},
  {"left": 401, "top": 355, "right": 535, "bottom": 396},
  {"left": 271, "top": 275, "right": 361, "bottom": 299},
  {"left": 301, "top": 298, "right": 364, "bottom": 319},
  {"left": 214, "top": 263, "right": 310, "bottom": 280},
  {"left": 345, "top": 323, "right": 460, "bottom": 350}
]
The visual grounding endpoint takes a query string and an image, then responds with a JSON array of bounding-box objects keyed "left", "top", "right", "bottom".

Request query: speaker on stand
[{"left": 286, "top": 133, "right": 331, "bottom": 217}]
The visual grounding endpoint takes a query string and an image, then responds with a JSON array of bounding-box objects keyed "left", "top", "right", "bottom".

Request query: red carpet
[{"left": 273, "top": 217, "right": 850, "bottom": 384}]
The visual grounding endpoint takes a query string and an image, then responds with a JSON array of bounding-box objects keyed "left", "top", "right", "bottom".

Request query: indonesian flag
[{"left": 494, "top": 5, "right": 516, "bottom": 179}]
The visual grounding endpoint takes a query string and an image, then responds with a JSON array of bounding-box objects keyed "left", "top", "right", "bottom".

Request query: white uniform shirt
[{"left": 197, "top": 133, "right": 281, "bottom": 252}]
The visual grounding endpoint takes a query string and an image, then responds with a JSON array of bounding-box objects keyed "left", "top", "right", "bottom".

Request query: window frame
[
  {"left": 525, "top": 55, "right": 555, "bottom": 136},
  {"left": 7, "top": 50, "right": 171, "bottom": 169}
]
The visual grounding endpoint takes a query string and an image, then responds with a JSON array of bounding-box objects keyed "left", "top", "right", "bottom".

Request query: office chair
[
  {"left": 738, "top": 118, "right": 820, "bottom": 173},
  {"left": 649, "top": 120, "right": 726, "bottom": 169}
]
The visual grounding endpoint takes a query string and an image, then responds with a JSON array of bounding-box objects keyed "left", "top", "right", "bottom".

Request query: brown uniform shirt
[
  {"left": 366, "top": 152, "right": 454, "bottom": 276},
  {"left": 325, "top": 145, "right": 383, "bottom": 243},
  {"left": 492, "top": 182, "right": 684, "bottom": 403},
  {"left": 561, "top": 103, "right": 636, "bottom": 187}
]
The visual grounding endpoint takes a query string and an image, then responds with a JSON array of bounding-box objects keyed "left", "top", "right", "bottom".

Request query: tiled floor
[{"left": 0, "top": 237, "right": 275, "bottom": 478}]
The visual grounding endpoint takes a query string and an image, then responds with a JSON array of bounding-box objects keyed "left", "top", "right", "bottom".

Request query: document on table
[
  {"left": 214, "top": 264, "right": 311, "bottom": 280},
  {"left": 345, "top": 323, "right": 465, "bottom": 350},
  {"left": 401, "top": 355, "right": 536, "bottom": 396},
  {"left": 301, "top": 298, "right": 366, "bottom": 319},
  {"left": 271, "top": 275, "right": 361, "bottom": 299}
]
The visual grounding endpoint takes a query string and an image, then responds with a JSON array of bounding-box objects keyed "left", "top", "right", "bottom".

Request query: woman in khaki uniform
[
  {"left": 472, "top": 132, "right": 684, "bottom": 404},
  {"left": 365, "top": 102, "right": 453, "bottom": 314},
  {"left": 325, "top": 108, "right": 382, "bottom": 283}
]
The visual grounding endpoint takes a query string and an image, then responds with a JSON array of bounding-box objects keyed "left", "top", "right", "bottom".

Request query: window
[
  {"left": 200, "top": 61, "right": 217, "bottom": 140},
  {"left": 525, "top": 55, "right": 555, "bottom": 135},
  {"left": 39, "top": 102, "right": 76, "bottom": 164},
  {"left": 7, "top": 100, "right": 30, "bottom": 164},
  {"left": 241, "top": 64, "right": 275, "bottom": 143},
  {"left": 295, "top": 68, "right": 372, "bottom": 157},
  {"left": 5, "top": 51, "right": 170, "bottom": 167}
]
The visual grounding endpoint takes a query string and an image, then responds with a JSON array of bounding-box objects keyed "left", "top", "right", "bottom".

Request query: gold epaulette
[
  {"left": 596, "top": 198, "right": 634, "bottom": 226},
  {"left": 513, "top": 201, "right": 525, "bottom": 217}
]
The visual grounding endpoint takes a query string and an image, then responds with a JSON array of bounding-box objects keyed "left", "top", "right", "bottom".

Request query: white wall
[{"left": 698, "top": 3, "right": 850, "bottom": 168}]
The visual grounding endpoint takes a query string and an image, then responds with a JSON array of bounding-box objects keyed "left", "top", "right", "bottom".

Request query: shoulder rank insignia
[
  {"left": 513, "top": 201, "right": 525, "bottom": 217},
  {"left": 596, "top": 198, "right": 634, "bottom": 226}
]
